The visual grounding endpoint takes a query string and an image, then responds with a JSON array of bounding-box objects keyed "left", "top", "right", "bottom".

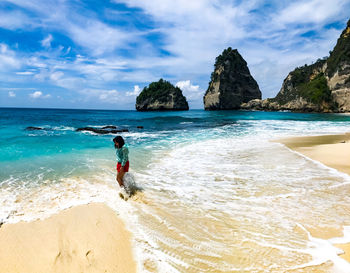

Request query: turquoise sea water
[
  {"left": 2, "top": 107, "right": 350, "bottom": 272},
  {"left": 2, "top": 108, "right": 350, "bottom": 176},
  {"left": 1, "top": 108, "right": 349, "bottom": 184}
]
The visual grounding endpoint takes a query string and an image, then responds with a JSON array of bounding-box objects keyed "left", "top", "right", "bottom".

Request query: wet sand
[
  {"left": 276, "top": 133, "right": 350, "bottom": 263},
  {"left": 276, "top": 133, "right": 350, "bottom": 176},
  {"left": 0, "top": 203, "right": 136, "bottom": 273}
]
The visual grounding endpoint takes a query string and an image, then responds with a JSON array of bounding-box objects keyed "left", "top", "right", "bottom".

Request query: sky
[{"left": 0, "top": 0, "right": 349, "bottom": 110}]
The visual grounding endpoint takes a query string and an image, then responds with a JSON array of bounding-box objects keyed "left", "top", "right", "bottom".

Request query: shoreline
[
  {"left": 276, "top": 133, "right": 350, "bottom": 264},
  {"left": 276, "top": 133, "right": 350, "bottom": 176},
  {"left": 0, "top": 203, "right": 136, "bottom": 273}
]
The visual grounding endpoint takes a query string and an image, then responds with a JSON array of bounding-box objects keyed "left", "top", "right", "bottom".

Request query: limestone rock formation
[
  {"left": 203, "top": 48, "right": 262, "bottom": 110},
  {"left": 327, "top": 19, "right": 350, "bottom": 112},
  {"left": 272, "top": 59, "right": 335, "bottom": 112},
  {"left": 136, "top": 79, "right": 189, "bottom": 111},
  {"left": 242, "top": 19, "right": 350, "bottom": 113}
]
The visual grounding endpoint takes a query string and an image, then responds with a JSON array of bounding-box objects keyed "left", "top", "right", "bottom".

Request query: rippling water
[{"left": 1, "top": 108, "right": 350, "bottom": 272}]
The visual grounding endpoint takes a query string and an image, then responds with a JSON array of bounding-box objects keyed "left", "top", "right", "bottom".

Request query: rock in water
[
  {"left": 25, "top": 126, "right": 44, "bottom": 131},
  {"left": 76, "top": 127, "right": 129, "bottom": 134},
  {"left": 204, "top": 47, "right": 261, "bottom": 110},
  {"left": 136, "top": 79, "right": 189, "bottom": 111}
]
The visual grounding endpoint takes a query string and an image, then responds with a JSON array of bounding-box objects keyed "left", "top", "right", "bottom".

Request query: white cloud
[
  {"left": 16, "top": 71, "right": 34, "bottom": 75},
  {"left": 8, "top": 91, "right": 16, "bottom": 97},
  {"left": 80, "top": 89, "right": 120, "bottom": 103},
  {"left": 29, "top": 91, "right": 51, "bottom": 99},
  {"left": 50, "top": 71, "right": 64, "bottom": 81},
  {"left": 99, "top": 90, "right": 118, "bottom": 101},
  {"left": 3, "top": 1, "right": 138, "bottom": 57},
  {"left": 126, "top": 85, "right": 141, "bottom": 96},
  {"left": 67, "top": 20, "right": 135, "bottom": 56},
  {"left": 4, "top": 0, "right": 53, "bottom": 14},
  {"left": 119, "top": 0, "right": 246, "bottom": 70},
  {"left": 176, "top": 80, "right": 203, "bottom": 101},
  {"left": 176, "top": 80, "right": 199, "bottom": 93},
  {"left": 29, "top": 91, "right": 43, "bottom": 98},
  {"left": 0, "top": 10, "right": 32, "bottom": 30},
  {"left": 53, "top": 76, "right": 85, "bottom": 90},
  {"left": 95, "top": 58, "right": 128, "bottom": 69},
  {"left": 0, "top": 44, "right": 21, "bottom": 70},
  {"left": 27, "top": 57, "right": 47, "bottom": 68},
  {"left": 275, "top": 0, "right": 348, "bottom": 25},
  {"left": 41, "top": 34, "right": 53, "bottom": 47}
]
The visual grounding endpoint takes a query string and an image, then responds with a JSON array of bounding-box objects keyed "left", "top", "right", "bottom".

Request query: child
[{"left": 113, "top": 136, "right": 129, "bottom": 187}]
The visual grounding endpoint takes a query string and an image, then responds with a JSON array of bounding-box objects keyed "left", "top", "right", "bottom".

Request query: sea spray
[{"left": 123, "top": 172, "right": 143, "bottom": 197}]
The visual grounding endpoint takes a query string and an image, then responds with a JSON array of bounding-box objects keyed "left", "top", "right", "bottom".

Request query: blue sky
[{"left": 0, "top": 0, "right": 349, "bottom": 110}]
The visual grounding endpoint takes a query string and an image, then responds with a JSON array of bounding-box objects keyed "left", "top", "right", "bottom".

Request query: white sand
[{"left": 0, "top": 203, "right": 136, "bottom": 273}]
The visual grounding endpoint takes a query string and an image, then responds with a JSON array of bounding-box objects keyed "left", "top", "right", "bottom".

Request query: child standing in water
[{"left": 113, "top": 136, "right": 129, "bottom": 187}]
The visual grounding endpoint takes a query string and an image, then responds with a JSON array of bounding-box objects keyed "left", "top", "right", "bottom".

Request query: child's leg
[{"left": 117, "top": 170, "right": 125, "bottom": 187}]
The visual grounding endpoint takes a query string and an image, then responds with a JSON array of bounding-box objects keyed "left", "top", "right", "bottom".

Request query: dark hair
[{"left": 113, "top": 136, "right": 125, "bottom": 148}]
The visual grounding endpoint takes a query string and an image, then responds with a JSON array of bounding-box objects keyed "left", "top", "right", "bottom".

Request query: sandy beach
[
  {"left": 276, "top": 133, "right": 350, "bottom": 176},
  {"left": 277, "top": 133, "right": 350, "bottom": 263},
  {"left": 0, "top": 203, "right": 136, "bottom": 273}
]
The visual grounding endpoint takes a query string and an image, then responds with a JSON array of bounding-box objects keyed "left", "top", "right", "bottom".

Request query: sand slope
[{"left": 0, "top": 203, "right": 136, "bottom": 273}]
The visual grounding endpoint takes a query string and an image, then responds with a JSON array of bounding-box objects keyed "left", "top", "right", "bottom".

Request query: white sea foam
[
  {"left": 87, "top": 124, "right": 116, "bottom": 128},
  {"left": 291, "top": 224, "right": 350, "bottom": 273},
  {"left": 52, "top": 126, "right": 75, "bottom": 131},
  {"left": 110, "top": 134, "right": 350, "bottom": 272}
]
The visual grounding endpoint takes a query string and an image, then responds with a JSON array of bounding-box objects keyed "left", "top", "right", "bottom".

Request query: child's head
[{"left": 113, "top": 136, "right": 125, "bottom": 148}]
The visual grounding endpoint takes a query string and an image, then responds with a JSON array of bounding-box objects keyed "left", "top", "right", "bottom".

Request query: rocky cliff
[
  {"left": 136, "top": 79, "right": 189, "bottom": 111},
  {"left": 203, "top": 48, "right": 262, "bottom": 110},
  {"left": 327, "top": 19, "right": 350, "bottom": 112},
  {"left": 242, "top": 19, "right": 350, "bottom": 112}
]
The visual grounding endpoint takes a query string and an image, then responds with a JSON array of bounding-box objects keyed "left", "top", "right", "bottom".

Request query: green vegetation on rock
[
  {"left": 274, "top": 59, "right": 326, "bottom": 105},
  {"left": 136, "top": 78, "right": 189, "bottom": 111},
  {"left": 136, "top": 79, "right": 182, "bottom": 104},
  {"left": 210, "top": 47, "right": 247, "bottom": 82},
  {"left": 273, "top": 87, "right": 298, "bottom": 105},
  {"left": 326, "top": 20, "right": 350, "bottom": 77},
  {"left": 297, "top": 73, "right": 332, "bottom": 104},
  {"left": 290, "top": 60, "right": 326, "bottom": 85},
  {"left": 247, "top": 19, "right": 350, "bottom": 112}
]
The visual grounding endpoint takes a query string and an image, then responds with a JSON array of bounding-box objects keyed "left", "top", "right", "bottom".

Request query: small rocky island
[
  {"left": 136, "top": 79, "right": 189, "bottom": 111},
  {"left": 242, "top": 19, "right": 350, "bottom": 112},
  {"left": 203, "top": 47, "right": 262, "bottom": 110}
]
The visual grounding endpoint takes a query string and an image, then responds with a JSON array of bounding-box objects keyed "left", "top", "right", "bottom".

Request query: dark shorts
[{"left": 117, "top": 161, "right": 129, "bottom": 172}]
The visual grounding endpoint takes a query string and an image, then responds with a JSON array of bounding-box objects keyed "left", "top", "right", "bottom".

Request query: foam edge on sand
[{"left": 275, "top": 133, "right": 350, "bottom": 265}]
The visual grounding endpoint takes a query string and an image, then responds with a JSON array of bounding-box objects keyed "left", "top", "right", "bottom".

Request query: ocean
[{"left": 1, "top": 107, "right": 350, "bottom": 272}]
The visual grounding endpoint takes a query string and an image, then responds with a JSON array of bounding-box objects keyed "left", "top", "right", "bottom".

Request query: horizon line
[{"left": 0, "top": 106, "right": 205, "bottom": 111}]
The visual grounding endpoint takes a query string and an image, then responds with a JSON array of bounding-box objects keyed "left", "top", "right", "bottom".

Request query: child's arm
[{"left": 121, "top": 147, "right": 129, "bottom": 167}]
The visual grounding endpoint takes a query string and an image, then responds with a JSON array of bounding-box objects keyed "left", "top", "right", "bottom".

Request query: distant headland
[{"left": 242, "top": 19, "right": 350, "bottom": 113}]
